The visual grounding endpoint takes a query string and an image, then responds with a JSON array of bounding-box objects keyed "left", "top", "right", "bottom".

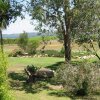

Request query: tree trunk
[
  {"left": 60, "top": 17, "right": 71, "bottom": 62},
  {"left": 62, "top": 0, "right": 72, "bottom": 62},
  {"left": 63, "top": 32, "right": 71, "bottom": 62},
  {"left": 0, "top": 29, "right": 4, "bottom": 53}
]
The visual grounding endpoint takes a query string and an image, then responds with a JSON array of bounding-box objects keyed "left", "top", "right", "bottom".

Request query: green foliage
[
  {"left": 75, "top": 34, "right": 98, "bottom": 44},
  {"left": 18, "top": 32, "right": 28, "bottom": 51},
  {"left": 0, "top": 50, "right": 12, "bottom": 100},
  {"left": 72, "top": 51, "right": 93, "bottom": 57},
  {"left": 27, "top": 65, "right": 38, "bottom": 73},
  {"left": 56, "top": 62, "right": 100, "bottom": 96},
  {"left": 0, "top": 0, "right": 23, "bottom": 27},
  {"left": 30, "top": 36, "right": 57, "bottom": 42},
  {"left": 26, "top": 40, "right": 39, "bottom": 55},
  {"left": 30, "top": 0, "right": 100, "bottom": 61},
  {"left": 60, "top": 47, "right": 65, "bottom": 55},
  {"left": 98, "top": 34, "right": 100, "bottom": 48},
  {"left": 75, "top": 34, "right": 90, "bottom": 43},
  {"left": 40, "top": 50, "right": 64, "bottom": 57}
]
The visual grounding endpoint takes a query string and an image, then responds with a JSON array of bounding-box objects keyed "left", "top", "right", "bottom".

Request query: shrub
[
  {"left": 56, "top": 62, "right": 100, "bottom": 96},
  {"left": 26, "top": 40, "right": 39, "bottom": 55},
  {"left": 75, "top": 34, "right": 90, "bottom": 43},
  {"left": 60, "top": 47, "right": 65, "bottom": 55},
  {"left": 41, "top": 50, "right": 64, "bottom": 57},
  {"left": 0, "top": 51, "right": 12, "bottom": 100},
  {"left": 8, "top": 49, "right": 24, "bottom": 57},
  {"left": 17, "top": 32, "right": 28, "bottom": 51},
  {"left": 27, "top": 65, "right": 38, "bottom": 73}
]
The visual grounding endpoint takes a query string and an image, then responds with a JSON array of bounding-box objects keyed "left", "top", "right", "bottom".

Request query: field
[{"left": 3, "top": 38, "right": 100, "bottom": 100}]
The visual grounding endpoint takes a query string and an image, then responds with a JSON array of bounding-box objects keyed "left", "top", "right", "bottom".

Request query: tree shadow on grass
[
  {"left": 22, "top": 82, "right": 42, "bottom": 93},
  {"left": 48, "top": 90, "right": 95, "bottom": 100},
  {"left": 46, "top": 61, "right": 64, "bottom": 71},
  {"left": 48, "top": 90, "right": 75, "bottom": 100},
  {"left": 8, "top": 72, "right": 47, "bottom": 94},
  {"left": 8, "top": 72, "right": 27, "bottom": 81},
  {"left": 45, "top": 60, "right": 84, "bottom": 71},
  {"left": 8, "top": 61, "right": 82, "bottom": 95}
]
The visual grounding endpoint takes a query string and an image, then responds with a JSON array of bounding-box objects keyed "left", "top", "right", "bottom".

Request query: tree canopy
[
  {"left": 30, "top": 0, "right": 100, "bottom": 62},
  {"left": 0, "top": 0, "right": 23, "bottom": 52},
  {"left": 0, "top": 0, "right": 23, "bottom": 28}
]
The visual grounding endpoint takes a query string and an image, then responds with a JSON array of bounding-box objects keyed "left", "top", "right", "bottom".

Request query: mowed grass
[
  {"left": 8, "top": 57, "right": 99, "bottom": 100},
  {"left": 11, "top": 90, "right": 71, "bottom": 100},
  {"left": 8, "top": 57, "right": 64, "bottom": 71},
  {"left": 8, "top": 56, "right": 99, "bottom": 72},
  {"left": 8, "top": 57, "right": 71, "bottom": 100}
]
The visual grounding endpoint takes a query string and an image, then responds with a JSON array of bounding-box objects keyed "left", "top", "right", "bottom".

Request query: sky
[
  {"left": 2, "top": 15, "right": 36, "bottom": 34},
  {"left": 2, "top": 0, "right": 36, "bottom": 34}
]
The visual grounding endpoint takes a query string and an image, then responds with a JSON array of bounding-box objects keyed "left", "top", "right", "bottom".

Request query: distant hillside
[{"left": 3, "top": 32, "right": 39, "bottom": 39}]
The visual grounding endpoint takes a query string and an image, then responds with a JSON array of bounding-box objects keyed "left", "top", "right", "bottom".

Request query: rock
[
  {"left": 35, "top": 68, "right": 54, "bottom": 78},
  {"left": 25, "top": 67, "right": 54, "bottom": 83}
]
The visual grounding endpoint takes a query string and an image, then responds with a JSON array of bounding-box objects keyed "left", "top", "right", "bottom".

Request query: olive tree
[{"left": 29, "top": 0, "right": 100, "bottom": 62}]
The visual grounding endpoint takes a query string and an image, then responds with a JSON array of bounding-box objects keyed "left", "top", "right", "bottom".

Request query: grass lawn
[
  {"left": 8, "top": 56, "right": 99, "bottom": 72},
  {"left": 8, "top": 57, "right": 64, "bottom": 72},
  {"left": 7, "top": 56, "right": 100, "bottom": 100},
  {"left": 11, "top": 90, "right": 71, "bottom": 100},
  {"left": 8, "top": 57, "right": 71, "bottom": 100}
]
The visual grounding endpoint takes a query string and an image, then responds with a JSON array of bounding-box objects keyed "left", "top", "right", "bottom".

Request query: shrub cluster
[{"left": 56, "top": 62, "right": 100, "bottom": 96}]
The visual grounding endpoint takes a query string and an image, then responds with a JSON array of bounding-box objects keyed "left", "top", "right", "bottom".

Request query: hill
[{"left": 3, "top": 32, "right": 39, "bottom": 39}]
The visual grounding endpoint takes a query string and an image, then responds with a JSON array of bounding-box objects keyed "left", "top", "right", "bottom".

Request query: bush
[
  {"left": 27, "top": 65, "right": 38, "bottom": 73},
  {"left": 56, "top": 62, "right": 100, "bottom": 96},
  {"left": 0, "top": 51, "right": 12, "bottom": 100},
  {"left": 8, "top": 49, "right": 24, "bottom": 57},
  {"left": 60, "top": 47, "right": 65, "bottom": 55},
  {"left": 41, "top": 50, "right": 64, "bottom": 57},
  {"left": 17, "top": 32, "right": 28, "bottom": 51},
  {"left": 26, "top": 40, "right": 39, "bottom": 55}
]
